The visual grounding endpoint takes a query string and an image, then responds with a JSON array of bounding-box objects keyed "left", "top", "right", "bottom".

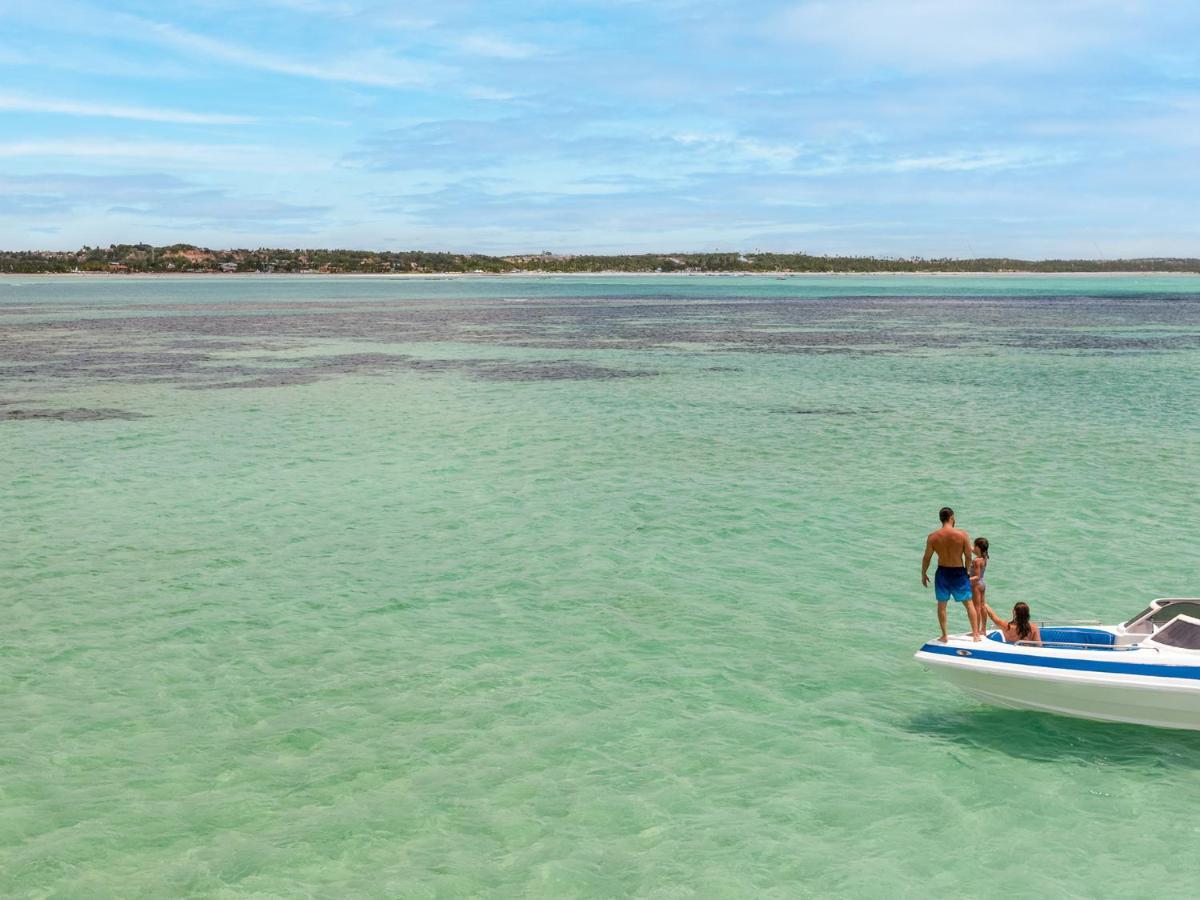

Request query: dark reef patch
[
  {"left": 182, "top": 372, "right": 322, "bottom": 390},
  {"left": 2, "top": 407, "right": 147, "bottom": 421},
  {"left": 471, "top": 362, "right": 658, "bottom": 381},
  {"left": 175, "top": 353, "right": 657, "bottom": 389},
  {"left": 167, "top": 338, "right": 296, "bottom": 352},
  {"left": 774, "top": 407, "right": 883, "bottom": 416},
  {"left": 5, "top": 291, "right": 1200, "bottom": 394}
]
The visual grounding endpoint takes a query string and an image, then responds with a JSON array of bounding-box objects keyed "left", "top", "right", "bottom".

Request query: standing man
[{"left": 921, "top": 506, "right": 978, "bottom": 642}]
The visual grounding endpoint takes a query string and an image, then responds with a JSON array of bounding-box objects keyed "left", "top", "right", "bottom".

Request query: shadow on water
[{"left": 906, "top": 706, "right": 1200, "bottom": 770}]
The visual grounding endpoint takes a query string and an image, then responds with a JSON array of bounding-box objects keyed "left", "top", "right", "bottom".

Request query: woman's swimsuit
[{"left": 974, "top": 558, "right": 987, "bottom": 589}]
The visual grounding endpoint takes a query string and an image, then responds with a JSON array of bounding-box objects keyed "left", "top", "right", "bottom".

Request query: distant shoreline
[
  {"left": 7, "top": 245, "right": 1200, "bottom": 277},
  {"left": 9, "top": 270, "right": 1200, "bottom": 278}
]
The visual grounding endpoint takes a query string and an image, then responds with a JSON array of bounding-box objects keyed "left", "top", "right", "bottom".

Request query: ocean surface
[{"left": 4, "top": 273, "right": 1200, "bottom": 897}]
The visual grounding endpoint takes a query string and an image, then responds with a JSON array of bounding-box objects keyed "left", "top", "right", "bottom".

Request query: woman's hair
[
  {"left": 1012, "top": 602, "right": 1032, "bottom": 640},
  {"left": 974, "top": 536, "right": 989, "bottom": 558}
]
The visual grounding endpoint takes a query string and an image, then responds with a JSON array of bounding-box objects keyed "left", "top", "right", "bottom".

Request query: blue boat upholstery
[
  {"left": 1034, "top": 627, "right": 1115, "bottom": 646},
  {"left": 985, "top": 627, "right": 1115, "bottom": 646}
]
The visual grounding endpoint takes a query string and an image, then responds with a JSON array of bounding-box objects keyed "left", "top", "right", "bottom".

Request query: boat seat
[
  {"left": 1037, "top": 627, "right": 1115, "bottom": 646},
  {"left": 985, "top": 627, "right": 1115, "bottom": 646}
]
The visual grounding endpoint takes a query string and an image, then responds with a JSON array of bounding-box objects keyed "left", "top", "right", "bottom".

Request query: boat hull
[{"left": 915, "top": 645, "right": 1200, "bottom": 731}]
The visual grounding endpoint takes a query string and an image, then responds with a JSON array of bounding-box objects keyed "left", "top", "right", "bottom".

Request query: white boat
[{"left": 914, "top": 598, "right": 1200, "bottom": 731}]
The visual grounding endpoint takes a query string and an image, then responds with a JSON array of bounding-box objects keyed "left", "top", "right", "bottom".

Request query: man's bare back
[{"left": 925, "top": 525, "right": 971, "bottom": 575}]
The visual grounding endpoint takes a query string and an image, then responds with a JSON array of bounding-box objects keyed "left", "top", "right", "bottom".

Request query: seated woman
[{"left": 983, "top": 601, "right": 1041, "bottom": 645}]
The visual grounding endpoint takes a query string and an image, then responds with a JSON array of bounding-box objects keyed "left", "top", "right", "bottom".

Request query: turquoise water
[{"left": 4, "top": 274, "right": 1200, "bottom": 897}]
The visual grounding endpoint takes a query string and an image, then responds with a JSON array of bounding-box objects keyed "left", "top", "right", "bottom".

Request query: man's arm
[
  {"left": 961, "top": 532, "right": 973, "bottom": 572},
  {"left": 921, "top": 535, "right": 933, "bottom": 587}
]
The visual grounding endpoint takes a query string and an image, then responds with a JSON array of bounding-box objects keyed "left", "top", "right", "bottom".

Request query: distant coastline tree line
[{"left": 3, "top": 243, "right": 1199, "bottom": 274}]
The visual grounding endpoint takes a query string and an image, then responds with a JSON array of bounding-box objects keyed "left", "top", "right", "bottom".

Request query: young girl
[
  {"left": 984, "top": 601, "right": 1042, "bottom": 645},
  {"left": 970, "top": 537, "right": 989, "bottom": 639}
]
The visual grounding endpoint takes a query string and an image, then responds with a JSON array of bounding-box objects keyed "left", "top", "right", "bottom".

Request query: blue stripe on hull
[{"left": 918, "top": 642, "right": 1200, "bottom": 681}]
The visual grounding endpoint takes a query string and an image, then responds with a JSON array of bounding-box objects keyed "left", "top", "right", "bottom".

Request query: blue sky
[{"left": 2, "top": 0, "right": 1199, "bottom": 255}]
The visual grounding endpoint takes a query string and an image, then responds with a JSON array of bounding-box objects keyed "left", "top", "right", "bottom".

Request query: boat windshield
[
  {"left": 1124, "top": 600, "right": 1200, "bottom": 630},
  {"left": 1152, "top": 617, "right": 1200, "bottom": 650}
]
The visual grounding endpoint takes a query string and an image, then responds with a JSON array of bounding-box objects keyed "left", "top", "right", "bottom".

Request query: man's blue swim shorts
[{"left": 934, "top": 565, "right": 972, "bottom": 603}]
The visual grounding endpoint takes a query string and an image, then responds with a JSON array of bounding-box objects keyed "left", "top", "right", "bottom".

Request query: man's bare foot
[{"left": 938, "top": 635, "right": 949, "bottom": 643}]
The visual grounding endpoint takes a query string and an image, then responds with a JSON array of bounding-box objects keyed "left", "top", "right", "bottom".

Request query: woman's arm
[
  {"left": 982, "top": 604, "right": 1007, "bottom": 628},
  {"left": 1027, "top": 622, "right": 1042, "bottom": 646}
]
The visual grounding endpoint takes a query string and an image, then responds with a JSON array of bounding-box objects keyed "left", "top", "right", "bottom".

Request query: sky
[{"left": 1, "top": 0, "right": 1199, "bottom": 256}]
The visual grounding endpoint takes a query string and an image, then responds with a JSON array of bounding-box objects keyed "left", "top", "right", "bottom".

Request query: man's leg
[
  {"left": 964, "top": 598, "right": 981, "bottom": 640},
  {"left": 937, "top": 601, "right": 949, "bottom": 642}
]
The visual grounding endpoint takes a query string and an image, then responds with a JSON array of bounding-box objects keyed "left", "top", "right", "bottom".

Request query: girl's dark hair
[
  {"left": 974, "top": 537, "right": 989, "bottom": 558},
  {"left": 1012, "top": 602, "right": 1032, "bottom": 640}
]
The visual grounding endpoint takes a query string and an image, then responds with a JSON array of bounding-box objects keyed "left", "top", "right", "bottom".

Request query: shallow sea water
[{"left": 4, "top": 274, "right": 1200, "bottom": 897}]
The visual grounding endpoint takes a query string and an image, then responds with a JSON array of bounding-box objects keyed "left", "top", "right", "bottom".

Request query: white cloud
[
  {"left": 672, "top": 132, "right": 802, "bottom": 166},
  {"left": 0, "top": 171, "right": 331, "bottom": 230},
  {"left": 251, "top": 0, "right": 359, "bottom": 13},
  {"left": 781, "top": 146, "right": 1075, "bottom": 177},
  {"left": 777, "top": 0, "right": 1147, "bottom": 69},
  {"left": 0, "top": 139, "right": 327, "bottom": 171},
  {"left": 464, "top": 86, "right": 523, "bottom": 101},
  {"left": 133, "top": 18, "right": 446, "bottom": 88},
  {"left": 457, "top": 34, "right": 542, "bottom": 60},
  {"left": 879, "top": 148, "right": 1075, "bottom": 172},
  {"left": 186, "top": 0, "right": 429, "bottom": 21},
  {"left": 0, "top": 92, "right": 254, "bottom": 124}
]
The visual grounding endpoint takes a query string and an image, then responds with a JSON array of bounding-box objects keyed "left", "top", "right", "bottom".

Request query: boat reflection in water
[{"left": 915, "top": 599, "right": 1200, "bottom": 731}]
